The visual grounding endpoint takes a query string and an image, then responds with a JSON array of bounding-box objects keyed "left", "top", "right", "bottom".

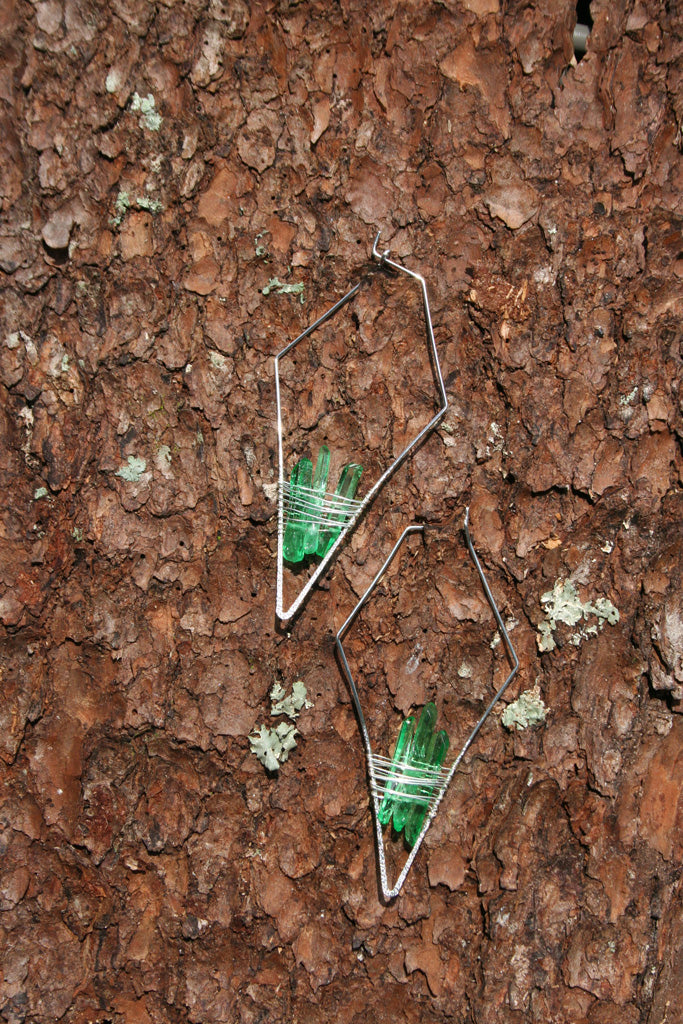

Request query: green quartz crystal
[
  {"left": 404, "top": 728, "right": 449, "bottom": 847},
  {"left": 282, "top": 449, "right": 362, "bottom": 563},
  {"left": 316, "top": 462, "right": 363, "bottom": 558},
  {"left": 283, "top": 457, "right": 312, "bottom": 563},
  {"left": 378, "top": 715, "right": 415, "bottom": 825},
  {"left": 392, "top": 702, "right": 437, "bottom": 833},
  {"left": 379, "top": 702, "right": 451, "bottom": 846},
  {"left": 303, "top": 445, "right": 331, "bottom": 556}
]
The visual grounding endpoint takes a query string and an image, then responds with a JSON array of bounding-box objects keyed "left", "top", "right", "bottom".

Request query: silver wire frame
[
  {"left": 336, "top": 509, "right": 519, "bottom": 901},
  {"left": 274, "top": 235, "right": 448, "bottom": 622}
]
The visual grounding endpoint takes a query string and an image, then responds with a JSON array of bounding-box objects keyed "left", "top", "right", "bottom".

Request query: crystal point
[
  {"left": 283, "top": 457, "right": 312, "bottom": 563},
  {"left": 392, "top": 703, "right": 437, "bottom": 833},
  {"left": 303, "top": 445, "right": 331, "bottom": 555},
  {"left": 283, "top": 449, "right": 362, "bottom": 564},
  {"left": 380, "top": 703, "right": 449, "bottom": 843},
  {"left": 316, "top": 462, "right": 362, "bottom": 557},
  {"left": 378, "top": 716, "right": 415, "bottom": 825},
  {"left": 404, "top": 728, "right": 449, "bottom": 847}
]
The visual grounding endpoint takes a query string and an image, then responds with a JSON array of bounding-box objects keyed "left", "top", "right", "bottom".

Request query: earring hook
[
  {"left": 336, "top": 508, "right": 519, "bottom": 900},
  {"left": 372, "top": 231, "right": 391, "bottom": 266},
  {"left": 273, "top": 235, "right": 448, "bottom": 622}
]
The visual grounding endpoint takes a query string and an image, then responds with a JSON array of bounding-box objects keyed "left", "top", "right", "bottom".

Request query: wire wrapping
[
  {"left": 369, "top": 753, "right": 449, "bottom": 803},
  {"left": 274, "top": 233, "right": 449, "bottom": 622},
  {"left": 335, "top": 510, "right": 520, "bottom": 901},
  {"left": 280, "top": 480, "right": 363, "bottom": 527}
]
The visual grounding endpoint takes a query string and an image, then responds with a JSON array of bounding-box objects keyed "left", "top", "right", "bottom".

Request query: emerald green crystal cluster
[
  {"left": 283, "top": 445, "right": 362, "bottom": 563},
  {"left": 378, "top": 702, "right": 449, "bottom": 848}
]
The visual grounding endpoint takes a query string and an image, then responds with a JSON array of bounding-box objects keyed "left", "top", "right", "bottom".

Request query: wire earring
[
  {"left": 335, "top": 509, "right": 519, "bottom": 901},
  {"left": 274, "top": 234, "right": 448, "bottom": 622}
]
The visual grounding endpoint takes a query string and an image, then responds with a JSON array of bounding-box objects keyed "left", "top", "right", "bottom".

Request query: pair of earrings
[{"left": 273, "top": 237, "right": 518, "bottom": 900}]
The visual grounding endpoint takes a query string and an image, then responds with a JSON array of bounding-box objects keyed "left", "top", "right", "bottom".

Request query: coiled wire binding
[
  {"left": 336, "top": 510, "right": 519, "bottom": 901},
  {"left": 280, "top": 481, "right": 363, "bottom": 529}
]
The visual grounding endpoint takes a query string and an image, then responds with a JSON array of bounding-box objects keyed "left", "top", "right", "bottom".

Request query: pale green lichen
[
  {"left": 270, "top": 680, "right": 312, "bottom": 720},
  {"left": 502, "top": 686, "right": 548, "bottom": 731},
  {"left": 250, "top": 680, "right": 313, "bottom": 771},
  {"left": 112, "top": 189, "right": 163, "bottom": 228},
  {"left": 131, "top": 92, "right": 162, "bottom": 132},
  {"left": 136, "top": 195, "right": 163, "bottom": 214},
  {"left": 537, "top": 620, "right": 556, "bottom": 653},
  {"left": 619, "top": 386, "right": 639, "bottom": 407},
  {"left": 537, "top": 579, "right": 619, "bottom": 652},
  {"left": 105, "top": 68, "right": 122, "bottom": 94},
  {"left": 5, "top": 330, "right": 29, "bottom": 350},
  {"left": 592, "top": 597, "right": 620, "bottom": 624},
  {"left": 250, "top": 722, "right": 299, "bottom": 772},
  {"left": 111, "top": 190, "right": 131, "bottom": 227},
  {"left": 34, "top": 486, "right": 48, "bottom": 500},
  {"left": 115, "top": 455, "right": 147, "bottom": 482},
  {"left": 262, "top": 277, "right": 305, "bottom": 304},
  {"left": 254, "top": 231, "right": 269, "bottom": 259},
  {"left": 208, "top": 350, "right": 229, "bottom": 370}
]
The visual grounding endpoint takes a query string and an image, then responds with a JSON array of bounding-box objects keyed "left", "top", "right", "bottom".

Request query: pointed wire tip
[{"left": 464, "top": 506, "right": 470, "bottom": 530}]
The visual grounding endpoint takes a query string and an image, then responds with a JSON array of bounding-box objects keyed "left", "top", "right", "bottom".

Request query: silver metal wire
[
  {"left": 281, "top": 481, "right": 363, "bottom": 527},
  {"left": 274, "top": 234, "right": 448, "bottom": 622},
  {"left": 336, "top": 509, "right": 519, "bottom": 901},
  {"left": 370, "top": 754, "right": 450, "bottom": 801}
]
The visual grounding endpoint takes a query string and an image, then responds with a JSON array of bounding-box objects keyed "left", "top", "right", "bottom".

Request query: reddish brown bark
[{"left": 1, "top": 0, "right": 682, "bottom": 1021}]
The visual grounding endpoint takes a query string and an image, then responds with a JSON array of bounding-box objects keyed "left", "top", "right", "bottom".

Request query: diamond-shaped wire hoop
[
  {"left": 274, "top": 235, "right": 448, "bottom": 622},
  {"left": 335, "top": 511, "right": 519, "bottom": 901}
]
